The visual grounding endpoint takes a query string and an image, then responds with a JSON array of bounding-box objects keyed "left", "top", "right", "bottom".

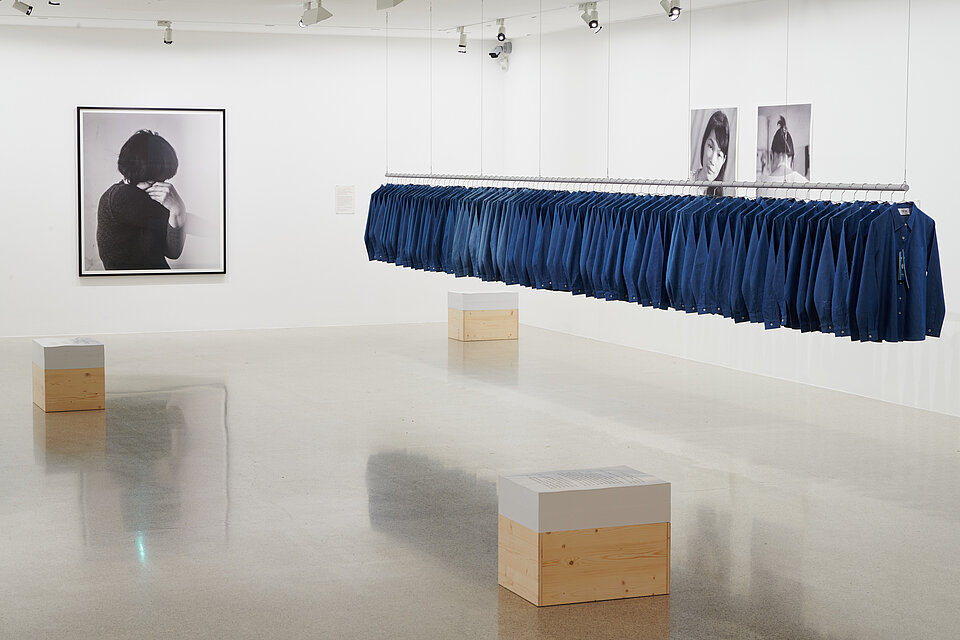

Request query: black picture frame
[{"left": 77, "top": 106, "right": 226, "bottom": 276}]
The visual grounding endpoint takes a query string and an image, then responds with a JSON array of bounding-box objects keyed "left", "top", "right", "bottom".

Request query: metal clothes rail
[{"left": 384, "top": 172, "right": 909, "bottom": 197}]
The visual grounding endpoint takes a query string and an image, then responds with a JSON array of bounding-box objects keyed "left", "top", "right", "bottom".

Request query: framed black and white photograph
[
  {"left": 690, "top": 107, "right": 738, "bottom": 196},
  {"left": 757, "top": 103, "right": 812, "bottom": 183},
  {"left": 78, "top": 107, "right": 226, "bottom": 276}
]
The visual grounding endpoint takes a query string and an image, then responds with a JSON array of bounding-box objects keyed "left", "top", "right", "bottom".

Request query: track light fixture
[
  {"left": 660, "top": 0, "right": 682, "bottom": 21},
  {"left": 12, "top": 1, "right": 34, "bottom": 15},
  {"left": 578, "top": 3, "right": 599, "bottom": 30},
  {"left": 457, "top": 26, "right": 467, "bottom": 54},
  {"left": 376, "top": 0, "right": 405, "bottom": 8},
  {"left": 496, "top": 18, "right": 506, "bottom": 42},
  {"left": 299, "top": 0, "right": 332, "bottom": 28},
  {"left": 158, "top": 20, "right": 172, "bottom": 45}
]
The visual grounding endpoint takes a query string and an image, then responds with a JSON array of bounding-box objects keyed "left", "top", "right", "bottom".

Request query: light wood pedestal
[
  {"left": 498, "top": 466, "right": 671, "bottom": 606},
  {"left": 448, "top": 291, "right": 519, "bottom": 341},
  {"left": 32, "top": 337, "right": 105, "bottom": 412}
]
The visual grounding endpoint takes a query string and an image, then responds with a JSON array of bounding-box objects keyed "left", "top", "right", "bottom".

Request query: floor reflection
[
  {"left": 366, "top": 450, "right": 852, "bottom": 639},
  {"left": 497, "top": 588, "right": 669, "bottom": 640},
  {"left": 33, "top": 384, "right": 229, "bottom": 546},
  {"left": 669, "top": 504, "right": 831, "bottom": 640},
  {"left": 7, "top": 325, "right": 959, "bottom": 638},
  {"left": 33, "top": 406, "right": 106, "bottom": 472},
  {"left": 366, "top": 450, "right": 498, "bottom": 583},
  {"left": 447, "top": 338, "right": 519, "bottom": 385}
]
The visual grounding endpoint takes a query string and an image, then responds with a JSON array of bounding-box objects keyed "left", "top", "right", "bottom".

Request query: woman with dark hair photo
[
  {"left": 763, "top": 115, "right": 808, "bottom": 183},
  {"left": 96, "top": 129, "right": 189, "bottom": 270},
  {"left": 690, "top": 110, "right": 730, "bottom": 197}
]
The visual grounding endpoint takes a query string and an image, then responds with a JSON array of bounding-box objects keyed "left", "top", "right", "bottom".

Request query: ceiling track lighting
[
  {"left": 376, "top": 0, "right": 405, "bottom": 9},
  {"left": 496, "top": 18, "right": 506, "bottom": 42},
  {"left": 12, "top": 1, "right": 34, "bottom": 15},
  {"left": 578, "top": 3, "right": 600, "bottom": 32},
  {"left": 660, "top": 0, "right": 682, "bottom": 21},
  {"left": 157, "top": 20, "right": 172, "bottom": 45},
  {"left": 299, "top": 0, "right": 332, "bottom": 28},
  {"left": 457, "top": 26, "right": 467, "bottom": 54}
]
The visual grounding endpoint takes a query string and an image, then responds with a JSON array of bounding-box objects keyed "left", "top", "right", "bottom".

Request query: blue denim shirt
[
  {"left": 365, "top": 186, "right": 945, "bottom": 343},
  {"left": 624, "top": 200, "right": 652, "bottom": 303},
  {"left": 665, "top": 199, "right": 702, "bottom": 310},
  {"left": 844, "top": 208, "right": 884, "bottom": 340},
  {"left": 810, "top": 203, "right": 861, "bottom": 332},
  {"left": 831, "top": 205, "right": 880, "bottom": 337},
  {"left": 648, "top": 199, "right": 683, "bottom": 310},
  {"left": 856, "top": 203, "right": 945, "bottom": 341},
  {"left": 761, "top": 206, "right": 791, "bottom": 329},
  {"left": 729, "top": 204, "right": 761, "bottom": 323},
  {"left": 681, "top": 205, "right": 707, "bottom": 314}
]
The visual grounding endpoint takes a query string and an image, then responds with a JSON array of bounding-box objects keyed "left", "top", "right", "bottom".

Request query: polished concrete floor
[{"left": 1, "top": 324, "right": 958, "bottom": 639}]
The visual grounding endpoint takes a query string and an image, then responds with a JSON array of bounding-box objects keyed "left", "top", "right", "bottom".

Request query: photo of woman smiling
[{"left": 690, "top": 107, "right": 737, "bottom": 197}]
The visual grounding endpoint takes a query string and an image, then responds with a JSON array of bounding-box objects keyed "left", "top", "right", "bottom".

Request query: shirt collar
[{"left": 889, "top": 202, "right": 915, "bottom": 231}]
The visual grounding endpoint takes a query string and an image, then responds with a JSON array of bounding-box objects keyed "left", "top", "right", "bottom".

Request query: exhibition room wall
[
  {"left": 0, "top": 0, "right": 957, "bottom": 417},
  {"left": 0, "top": 24, "right": 468, "bottom": 336},
  {"left": 386, "top": 0, "right": 960, "bottom": 417}
]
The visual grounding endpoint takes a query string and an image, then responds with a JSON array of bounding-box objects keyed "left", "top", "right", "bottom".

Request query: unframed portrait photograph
[
  {"left": 757, "top": 103, "right": 812, "bottom": 183},
  {"left": 77, "top": 107, "right": 226, "bottom": 276},
  {"left": 690, "top": 107, "right": 738, "bottom": 196}
]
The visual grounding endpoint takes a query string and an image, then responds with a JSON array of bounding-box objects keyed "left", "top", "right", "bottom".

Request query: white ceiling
[{"left": 0, "top": 0, "right": 749, "bottom": 37}]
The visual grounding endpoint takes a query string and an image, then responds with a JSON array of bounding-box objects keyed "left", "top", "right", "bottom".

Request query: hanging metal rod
[{"left": 385, "top": 172, "right": 909, "bottom": 193}]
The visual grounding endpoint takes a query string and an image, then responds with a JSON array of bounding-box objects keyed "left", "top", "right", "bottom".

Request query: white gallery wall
[
  {"left": 0, "top": 25, "right": 471, "bottom": 335},
  {"left": 0, "top": 0, "right": 957, "bottom": 416}
]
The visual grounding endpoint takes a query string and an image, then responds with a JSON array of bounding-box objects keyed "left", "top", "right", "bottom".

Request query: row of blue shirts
[{"left": 364, "top": 184, "right": 944, "bottom": 342}]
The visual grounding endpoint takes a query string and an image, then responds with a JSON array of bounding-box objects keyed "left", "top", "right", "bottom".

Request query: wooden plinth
[
  {"left": 448, "top": 308, "right": 518, "bottom": 342},
  {"left": 32, "top": 363, "right": 105, "bottom": 412},
  {"left": 498, "top": 515, "right": 670, "bottom": 606}
]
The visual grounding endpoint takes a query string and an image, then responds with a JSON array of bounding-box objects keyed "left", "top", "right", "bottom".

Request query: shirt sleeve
[
  {"left": 832, "top": 237, "right": 851, "bottom": 337},
  {"left": 761, "top": 227, "right": 781, "bottom": 329},
  {"left": 647, "top": 217, "right": 666, "bottom": 308},
  {"left": 665, "top": 212, "right": 685, "bottom": 309},
  {"left": 813, "top": 232, "right": 835, "bottom": 332},
  {"left": 855, "top": 223, "right": 883, "bottom": 342},
  {"left": 925, "top": 223, "right": 945, "bottom": 337}
]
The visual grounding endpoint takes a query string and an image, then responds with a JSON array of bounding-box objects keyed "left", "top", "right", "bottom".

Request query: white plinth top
[
  {"left": 32, "top": 337, "right": 104, "bottom": 370},
  {"left": 498, "top": 466, "right": 670, "bottom": 533},
  {"left": 448, "top": 291, "right": 519, "bottom": 311}
]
